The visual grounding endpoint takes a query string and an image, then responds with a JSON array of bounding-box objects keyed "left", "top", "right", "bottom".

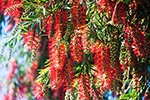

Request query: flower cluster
[
  {"left": 6, "top": 59, "right": 18, "bottom": 80},
  {"left": 60, "top": 9, "right": 69, "bottom": 36},
  {"left": 48, "top": 39, "right": 67, "bottom": 90},
  {"left": 3, "top": 90, "right": 15, "bottom": 100},
  {"left": 48, "top": 40, "right": 64, "bottom": 90},
  {"left": 113, "top": 2, "right": 126, "bottom": 24},
  {"left": 78, "top": 74, "right": 91, "bottom": 100},
  {"left": 98, "top": 0, "right": 126, "bottom": 24},
  {"left": 69, "top": 32, "right": 83, "bottom": 62},
  {"left": 26, "top": 61, "right": 38, "bottom": 83},
  {"left": 124, "top": 23, "right": 146, "bottom": 57},
  {"left": 23, "top": 30, "right": 41, "bottom": 58},
  {"left": 92, "top": 43, "right": 105, "bottom": 80},
  {"left": 2, "top": 0, "right": 150, "bottom": 99},
  {"left": 79, "top": 1, "right": 86, "bottom": 26},
  {"left": 103, "top": 46, "right": 116, "bottom": 90},
  {"left": 47, "top": 11, "right": 73, "bottom": 95},
  {"left": 98, "top": 0, "right": 115, "bottom": 16},
  {"left": 64, "top": 59, "right": 74, "bottom": 91},
  {"left": 54, "top": 11, "right": 62, "bottom": 41},
  {"left": 44, "top": 15, "right": 53, "bottom": 36},
  {"left": 48, "top": 38, "right": 61, "bottom": 70},
  {"left": 71, "top": 0, "right": 80, "bottom": 28},
  {"left": 33, "top": 81, "right": 45, "bottom": 100},
  {"left": 0, "top": 0, "right": 23, "bottom": 24},
  {"left": 92, "top": 43, "right": 117, "bottom": 92},
  {"left": 23, "top": 31, "right": 39, "bottom": 51}
]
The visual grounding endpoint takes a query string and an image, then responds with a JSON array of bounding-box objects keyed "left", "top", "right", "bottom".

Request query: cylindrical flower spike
[
  {"left": 78, "top": 74, "right": 91, "bottom": 100},
  {"left": 69, "top": 32, "right": 83, "bottom": 62}
]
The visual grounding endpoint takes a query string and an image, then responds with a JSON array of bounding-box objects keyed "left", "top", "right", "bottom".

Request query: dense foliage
[{"left": 0, "top": 0, "right": 150, "bottom": 100}]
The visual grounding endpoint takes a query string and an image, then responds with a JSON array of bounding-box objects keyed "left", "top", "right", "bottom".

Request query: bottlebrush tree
[{"left": 0, "top": 0, "right": 150, "bottom": 100}]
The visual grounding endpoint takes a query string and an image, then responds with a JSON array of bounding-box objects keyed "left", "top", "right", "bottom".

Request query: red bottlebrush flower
[
  {"left": 131, "top": 40, "right": 141, "bottom": 57},
  {"left": 113, "top": 2, "right": 126, "bottom": 24},
  {"left": 44, "top": 15, "right": 53, "bottom": 36},
  {"left": 0, "top": 0, "right": 22, "bottom": 12},
  {"left": 132, "top": 25, "right": 146, "bottom": 57},
  {"left": 48, "top": 39, "right": 67, "bottom": 90},
  {"left": 33, "top": 82, "right": 44, "bottom": 100},
  {"left": 71, "top": 0, "right": 80, "bottom": 28},
  {"left": 6, "top": 59, "right": 18, "bottom": 80},
  {"left": 23, "top": 30, "right": 41, "bottom": 53},
  {"left": 3, "top": 91, "right": 15, "bottom": 100},
  {"left": 26, "top": 61, "right": 38, "bottom": 82},
  {"left": 90, "top": 86, "right": 99, "bottom": 100},
  {"left": 105, "top": 0, "right": 115, "bottom": 16},
  {"left": 120, "top": 63, "right": 125, "bottom": 71},
  {"left": 0, "top": 1, "right": 4, "bottom": 12},
  {"left": 80, "top": 26, "right": 90, "bottom": 53},
  {"left": 92, "top": 43, "right": 106, "bottom": 91},
  {"left": 98, "top": 0, "right": 115, "bottom": 16},
  {"left": 78, "top": 74, "right": 91, "bottom": 100},
  {"left": 98, "top": 0, "right": 128, "bottom": 25},
  {"left": 3, "top": 0, "right": 23, "bottom": 22},
  {"left": 98, "top": 0, "right": 107, "bottom": 12},
  {"left": 102, "top": 46, "right": 115, "bottom": 89},
  {"left": 69, "top": 32, "right": 83, "bottom": 62},
  {"left": 92, "top": 43, "right": 116, "bottom": 91},
  {"left": 49, "top": 66, "right": 65, "bottom": 91},
  {"left": 79, "top": 2, "right": 87, "bottom": 26},
  {"left": 124, "top": 23, "right": 146, "bottom": 57},
  {"left": 64, "top": 59, "right": 75, "bottom": 91},
  {"left": 48, "top": 38, "right": 60, "bottom": 69},
  {"left": 3, "top": 94, "right": 9, "bottom": 100},
  {"left": 54, "top": 11, "right": 62, "bottom": 41},
  {"left": 129, "top": 0, "right": 138, "bottom": 10},
  {"left": 6, "top": 7, "right": 22, "bottom": 21},
  {"left": 48, "top": 38, "right": 67, "bottom": 70},
  {"left": 23, "top": 30, "right": 41, "bottom": 61},
  {"left": 19, "top": 84, "right": 27, "bottom": 97},
  {"left": 92, "top": 43, "right": 105, "bottom": 78},
  {"left": 72, "top": 0, "right": 87, "bottom": 28},
  {"left": 58, "top": 42, "right": 67, "bottom": 70},
  {"left": 60, "top": 9, "right": 69, "bottom": 36},
  {"left": 49, "top": 66, "right": 58, "bottom": 90},
  {"left": 52, "top": 85, "right": 66, "bottom": 100},
  {"left": 124, "top": 23, "right": 133, "bottom": 49},
  {"left": 90, "top": 40, "right": 101, "bottom": 53},
  {"left": 32, "top": 61, "right": 38, "bottom": 70}
]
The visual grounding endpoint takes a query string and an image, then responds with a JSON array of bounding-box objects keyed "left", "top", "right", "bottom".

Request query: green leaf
[
  {"left": 122, "top": 0, "right": 131, "bottom": 4},
  {"left": 36, "top": 24, "right": 40, "bottom": 34},
  {"left": 17, "top": 33, "right": 21, "bottom": 43},
  {"left": 30, "top": 21, "right": 37, "bottom": 30},
  {"left": 21, "top": 17, "right": 34, "bottom": 21}
]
